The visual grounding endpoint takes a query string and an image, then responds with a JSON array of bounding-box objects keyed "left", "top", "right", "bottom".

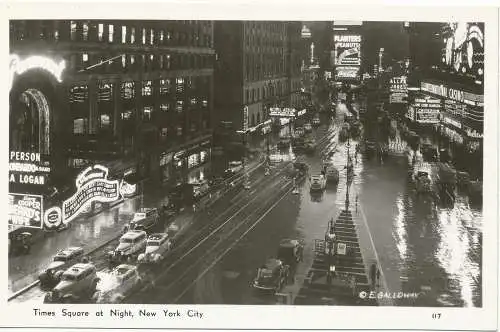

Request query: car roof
[
  {"left": 55, "top": 247, "right": 84, "bottom": 258},
  {"left": 264, "top": 258, "right": 282, "bottom": 270},
  {"left": 279, "top": 239, "right": 299, "bottom": 248},
  {"left": 122, "top": 230, "right": 146, "bottom": 239},
  {"left": 148, "top": 233, "right": 168, "bottom": 241},
  {"left": 64, "top": 263, "right": 94, "bottom": 276},
  {"left": 114, "top": 264, "right": 136, "bottom": 275}
]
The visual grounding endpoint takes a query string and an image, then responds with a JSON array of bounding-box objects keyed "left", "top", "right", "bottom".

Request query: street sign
[{"left": 337, "top": 242, "right": 347, "bottom": 255}]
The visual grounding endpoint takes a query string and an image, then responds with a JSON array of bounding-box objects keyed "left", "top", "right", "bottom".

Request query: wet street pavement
[{"left": 9, "top": 103, "right": 482, "bottom": 307}]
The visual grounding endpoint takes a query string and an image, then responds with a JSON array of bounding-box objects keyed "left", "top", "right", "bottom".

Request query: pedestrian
[
  {"left": 376, "top": 267, "right": 381, "bottom": 287},
  {"left": 369, "top": 263, "right": 377, "bottom": 289}
]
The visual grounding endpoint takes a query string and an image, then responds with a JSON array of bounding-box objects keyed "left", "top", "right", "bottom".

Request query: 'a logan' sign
[{"left": 62, "top": 165, "right": 120, "bottom": 224}]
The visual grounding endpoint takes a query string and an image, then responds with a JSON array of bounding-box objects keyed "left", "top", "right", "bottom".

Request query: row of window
[
  {"left": 69, "top": 78, "right": 210, "bottom": 103},
  {"left": 244, "top": 81, "right": 301, "bottom": 105},
  {"left": 10, "top": 20, "right": 213, "bottom": 49},
  {"left": 71, "top": 52, "right": 213, "bottom": 73}
]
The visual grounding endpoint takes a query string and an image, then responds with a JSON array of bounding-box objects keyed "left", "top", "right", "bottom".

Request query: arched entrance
[{"left": 10, "top": 88, "right": 51, "bottom": 155}]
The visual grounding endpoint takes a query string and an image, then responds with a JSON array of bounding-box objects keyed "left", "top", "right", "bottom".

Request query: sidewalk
[{"left": 8, "top": 151, "right": 266, "bottom": 296}]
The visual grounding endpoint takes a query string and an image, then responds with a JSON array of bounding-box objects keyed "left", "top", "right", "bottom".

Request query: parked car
[
  {"left": 192, "top": 180, "right": 210, "bottom": 199},
  {"left": 39, "top": 247, "right": 85, "bottom": 288},
  {"left": 94, "top": 264, "right": 143, "bottom": 303},
  {"left": 252, "top": 258, "right": 290, "bottom": 292},
  {"left": 226, "top": 161, "right": 243, "bottom": 176},
  {"left": 108, "top": 230, "right": 147, "bottom": 262},
  {"left": 123, "top": 208, "right": 159, "bottom": 233},
  {"left": 137, "top": 233, "right": 173, "bottom": 264},
  {"left": 44, "top": 263, "right": 100, "bottom": 303}
]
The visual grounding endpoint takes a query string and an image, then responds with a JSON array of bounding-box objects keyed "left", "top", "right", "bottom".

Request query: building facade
[
  {"left": 9, "top": 20, "right": 216, "bottom": 195},
  {"left": 214, "top": 21, "right": 302, "bottom": 140}
]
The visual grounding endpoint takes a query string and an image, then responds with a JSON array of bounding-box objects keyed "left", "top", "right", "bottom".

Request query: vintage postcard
[{"left": 1, "top": 1, "right": 498, "bottom": 331}]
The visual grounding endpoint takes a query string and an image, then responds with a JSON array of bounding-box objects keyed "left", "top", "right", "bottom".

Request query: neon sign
[
  {"left": 44, "top": 206, "right": 63, "bottom": 229},
  {"left": 9, "top": 151, "right": 50, "bottom": 185},
  {"left": 335, "top": 66, "right": 360, "bottom": 80},
  {"left": 62, "top": 165, "right": 120, "bottom": 224},
  {"left": 334, "top": 35, "right": 361, "bottom": 66},
  {"left": 9, "top": 194, "right": 43, "bottom": 229},
  {"left": 9, "top": 54, "right": 66, "bottom": 91}
]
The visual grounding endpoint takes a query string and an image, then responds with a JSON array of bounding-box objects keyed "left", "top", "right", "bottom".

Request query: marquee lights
[{"left": 9, "top": 54, "right": 66, "bottom": 91}]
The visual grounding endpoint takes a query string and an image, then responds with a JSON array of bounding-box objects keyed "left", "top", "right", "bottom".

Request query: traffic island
[{"left": 294, "top": 209, "right": 377, "bottom": 306}]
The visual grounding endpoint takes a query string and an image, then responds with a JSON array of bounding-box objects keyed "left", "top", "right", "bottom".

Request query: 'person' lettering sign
[{"left": 62, "top": 165, "right": 120, "bottom": 224}]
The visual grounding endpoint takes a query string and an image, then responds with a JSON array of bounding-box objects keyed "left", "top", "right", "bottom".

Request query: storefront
[{"left": 171, "top": 138, "right": 212, "bottom": 185}]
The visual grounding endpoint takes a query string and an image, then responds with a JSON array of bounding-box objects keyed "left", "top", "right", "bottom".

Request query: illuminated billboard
[
  {"left": 9, "top": 193, "right": 43, "bottom": 229},
  {"left": 9, "top": 151, "right": 51, "bottom": 186},
  {"left": 441, "top": 22, "right": 484, "bottom": 81},
  {"left": 334, "top": 35, "right": 361, "bottom": 66},
  {"left": 335, "top": 66, "right": 360, "bottom": 81}
]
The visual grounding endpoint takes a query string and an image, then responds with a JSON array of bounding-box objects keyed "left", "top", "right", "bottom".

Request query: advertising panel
[
  {"left": 269, "top": 108, "right": 296, "bottom": 117},
  {"left": 421, "top": 81, "right": 483, "bottom": 106},
  {"left": 441, "top": 22, "right": 484, "bottom": 81},
  {"left": 335, "top": 66, "right": 360, "bottom": 80},
  {"left": 62, "top": 165, "right": 120, "bottom": 224},
  {"left": 243, "top": 106, "right": 249, "bottom": 132},
  {"left": 413, "top": 97, "right": 441, "bottom": 124},
  {"left": 389, "top": 76, "right": 408, "bottom": 104},
  {"left": 9, "top": 151, "right": 51, "bottom": 185},
  {"left": 9, "top": 193, "right": 43, "bottom": 229},
  {"left": 334, "top": 35, "right": 361, "bottom": 66}
]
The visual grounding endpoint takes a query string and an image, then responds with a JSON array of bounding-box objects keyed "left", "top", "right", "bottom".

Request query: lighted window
[
  {"left": 121, "top": 81, "right": 135, "bottom": 99},
  {"left": 54, "top": 29, "right": 59, "bottom": 40},
  {"left": 130, "top": 27, "right": 135, "bottom": 43},
  {"left": 160, "top": 30, "right": 164, "bottom": 42},
  {"left": 121, "top": 26, "right": 127, "bottom": 43},
  {"left": 202, "top": 100, "right": 208, "bottom": 107},
  {"left": 176, "top": 100, "right": 184, "bottom": 112},
  {"left": 190, "top": 98, "right": 197, "bottom": 106},
  {"left": 122, "top": 54, "right": 126, "bottom": 68},
  {"left": 82, "top": 53, "right": 89, "bottom": 62},
  {"left": 160, "top": 103, "right": 170, "bottom": 111},
  {"left": 150, "top": 29, "right": 154, "bottom": 45},
  {"left": 176, "top": 77, "right": 184, "bottom": 93},
  {"left": 160, "top": 55, "right": 164, "bottom": 69},
  {"left": 143, "top": 106, "right": 153, "bottom": 120},
  {"left": 159, "top": 79, "right": 171, "bottom": 95},
  {"left": 70, "top": 21, "right": 77, "bottom": 41},
  {"left": 98, "top": 23, "right": 104, "bottom": 41},
  {"left": 177, "top": 126, "right": 183, "bottom": 136},
  {"left": 142, "top": 80, "right": 152, "bottom": 96},
  {"left": 100, "top": 114, "right": 111, "bottom": 128},
  {"left": 82, "top": 22, "right": 89, "bottom": 41},
  {"left": 142, "top": 28, "right": 146, "bottom": 44},
  {"left": 161, "top": 128, "right": 168, "bottom": 137},
  {"left": 108, "top": 24, "right": 114, "bottom": 42},
  {"left": 73, "top": 118, "right": 87, "bottom": 134},
  {"left": 121, "top": 110, "right": 133, "bottom": 120},
  {"left": 165, "top": 54, "right": 171, "bottom": 69},
  {"left": 130, "top": 55, "right": 135, "bottom": 65}
]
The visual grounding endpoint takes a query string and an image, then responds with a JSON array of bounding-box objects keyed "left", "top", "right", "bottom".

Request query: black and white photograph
[{"left": 2, "top": 1, "right": 499, "bottom": 331}]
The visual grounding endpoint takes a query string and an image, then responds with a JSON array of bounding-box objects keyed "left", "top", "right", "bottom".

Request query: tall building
[
  {"left": 213, "top": 21, "right": 302, "bottom": 144},
  {"left": 9, "top": 20, "right": 215, "bottom": 196}
]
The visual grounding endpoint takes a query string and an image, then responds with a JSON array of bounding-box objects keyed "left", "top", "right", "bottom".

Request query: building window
[
  {"left": 121, "top": 26, "right": 127, "bottom": 43},
  {"left": 143, "top": 106, "right": 153, "bottom": 121},
  {"left": 98, "top": 23, "right": 104, "bottom": 41},
  {"left": 159, "top": 79, "right": 171, "bottom": 95},
  {"left": 70, "top": 21, "right": 77, "bottom": 41},
  {"left": 108, "top": 24, "right": 114, "bottom": 42},
  {"left": 202, "top": 100, "right": 208, "bottom": 108},
  {"left": 176, "top": 100, "right": 184, "bottom": 112},
  {"left": 160, "top": 103, "right": 170, "bottom": 112},
  {"left": 142, "top": 28, "right": 146, "bottom": 44},
  {"left": 160, "top": 30, "right": 165, "bottom": 42},
  {"left": 177, "top": 126, "right": 183, "bottom": 136},
  {"left": 121, "top": 110, "right": 133, "bottom": 120},
  {"left": 150, "top": 29, "right": 154, "bottom": 45},
  {"left": 130, "top": 55, "right": 135, "bottom": 65},
  {"left": 82, "top": 22, "right": 89, "bottom": 41},
  {"left": 54, "top": 29, "right": 59, "bottom": 41},
  {"left": 190, "top": 98, "right": 197, "bottom": 106},
  {"left": 73, "top": 118, "right": 87, "bottom": 134},
  {"left": 100, "top": 114, "right": 111, "bottom": 129},
  {"left": 121, "top": 81, "right": 135, "bottom": 99},
  {"left": 165, "top": 54, "right": 171, "bottom": 69},
  {"left": 130, "top": 27, "right": 135, "bottom": 43},
  {"left": 121, "top": 54, "right": 126, "bottom": 68},
  {"left": 161, "top": 128, "right": 168, "bottom": 138},
  {"left": 142, "top": 80, "right": 152, "bottom": 96},
  {"left": 176, "top": 78, "right": 184, "bottom": 93}
]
